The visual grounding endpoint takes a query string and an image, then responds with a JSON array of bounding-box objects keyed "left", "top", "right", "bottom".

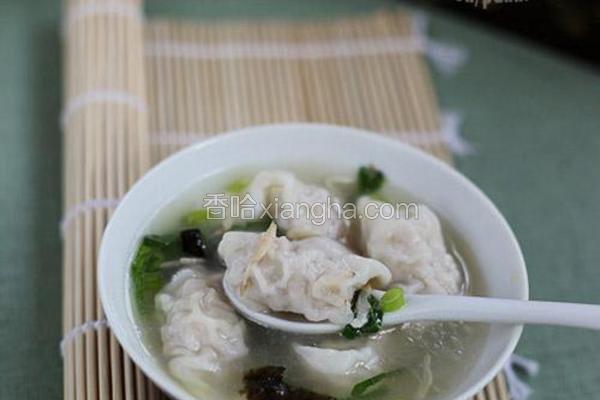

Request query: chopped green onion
[
  {"left": 182, "top": 208, "right": 212, "bottom": 226},
  {"left": 226, "top": 178, "right": 250, "bottom": 194},
  {"left": 380, "top": 288, "right": 405, "bottom": 313},
  {"left": 357, "top": 165, "right": 385, "bottom": 195}
]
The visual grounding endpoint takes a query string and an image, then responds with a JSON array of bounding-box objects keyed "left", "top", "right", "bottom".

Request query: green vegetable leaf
[
  {"left": 380, "top": 288, "right": 405, "bottom": 313},
  {"left": 357, "top": 165, "right": 385, "bottom": 195},
  {"left": 350, "top": 369, "right": 404, "bottom": 397},
  {"left": 131, "top": 235, "right": 180, "bottom": 316},
  {"left": 341, "top": 294, "right": 383, "bottom": 339},
  {"left": 351, "top": 373, "right": 389, "bottom": 397},
  {"left": 341, "top": 325, "right": 361, "bottom": 340}
]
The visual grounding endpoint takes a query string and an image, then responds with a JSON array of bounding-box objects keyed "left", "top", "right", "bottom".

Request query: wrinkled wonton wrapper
[
  {"left": 356, "top": 196, "right": 462, "bottom": 295},
  {"left": 293, "top": 343, "right": 381, "bottom": 396},
  {"left": 218, "top": 224, "right": 391, "bottom": 324},
  {"left": 241, "top": 170, "right": 349, "bottom": 240},
  {"left": 155, "top": 269, "right": 248, "bottom": 395}
]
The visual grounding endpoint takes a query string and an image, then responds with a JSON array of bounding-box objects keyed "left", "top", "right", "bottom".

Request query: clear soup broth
[{"left": 131, "top": 165, "right": 488, "bottom": 400}]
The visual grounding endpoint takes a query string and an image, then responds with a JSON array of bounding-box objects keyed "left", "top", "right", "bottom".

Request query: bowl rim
[{"left": 99, "top": 122, "right": 528, "bottom": 400}]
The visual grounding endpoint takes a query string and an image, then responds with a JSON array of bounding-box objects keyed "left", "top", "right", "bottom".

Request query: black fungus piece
[
  {"left": 244, "top": 366, "right": 289, "bottom": 400},
  {"left": 243, "top": 366, "right": 334, "bottom": 400},
  {"left": 180, "top": 229, "right": 206, "bottom": 257}
]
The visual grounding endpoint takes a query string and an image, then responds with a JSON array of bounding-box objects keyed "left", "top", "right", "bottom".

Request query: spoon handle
[{"left": 385, "top": 295, "right": 600, "bottom": 330}]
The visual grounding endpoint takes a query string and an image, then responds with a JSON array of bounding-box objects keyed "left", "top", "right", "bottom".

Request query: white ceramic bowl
[{"left": 99, "top": 123, "right": 528, "bottom": 400}]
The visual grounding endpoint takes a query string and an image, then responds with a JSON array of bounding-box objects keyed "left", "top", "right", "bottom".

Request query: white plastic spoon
[{"left": 224, "top": 283, "right": 600, "bottom": 335}]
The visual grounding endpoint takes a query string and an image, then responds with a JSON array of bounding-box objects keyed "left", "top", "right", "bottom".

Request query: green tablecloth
[{"left": 1, "top": 0, "right": 599, "bottom": 398}]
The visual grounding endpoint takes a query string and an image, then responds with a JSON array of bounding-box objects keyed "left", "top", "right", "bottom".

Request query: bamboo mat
[
  {"left": 144, "top": 14, "right": 455, "bottom": 164},
  {"left": 61, "top": 0, "right": 508, "bottom": 399}
]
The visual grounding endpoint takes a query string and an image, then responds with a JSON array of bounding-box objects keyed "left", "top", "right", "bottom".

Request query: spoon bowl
[{"left": 224, "top": 283, "right": 600, "bottom": 334}]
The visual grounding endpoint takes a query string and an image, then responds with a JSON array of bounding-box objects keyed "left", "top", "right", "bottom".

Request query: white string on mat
[
  {"left": 60, "top": 319, "right": 110, "bottom": 357},
  {"left": 150, "top": 128, "right": 446, "bottom": 147},
  {"left": 148, "top": 113, "right": 474, "bottom": 156},
  {"left": 439, "top": 112, "right": 475, "bottom": 156},
  {"left": 145, "top": 36, "right": 425, "bottom": 61},
  {"left": 60, "top": 197, "right": 121, "bottom": 237},
  {"left": 62, "top": 1, "right": 142, "bottom": 35},
  {"left": 144, "top": 12, "right": 467, "bottom": 76},
  {"left": 411, "top": 11, "right": 469, "bottom": 75},
  {"left": 503, "top": 354, "right": 540, "bottom": 400},
  {"left": 60, "top": 90, "right": 147, "bottom": 129},
  {"left": 392, "top": 112, "right": 473, "bottom": 156}
]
